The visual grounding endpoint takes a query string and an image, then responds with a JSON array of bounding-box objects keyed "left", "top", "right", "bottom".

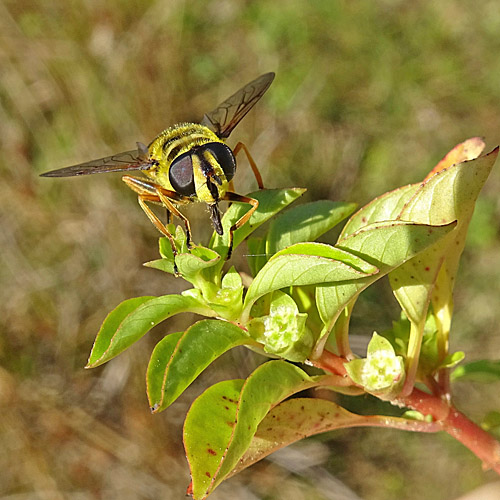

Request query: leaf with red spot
[
  {"left": 339, "top": 137, "right": 486, "bottom": 239},
  {"left": 389, "top": 144, "right": 498, "bottom": 391},
  {"left": 317, "top": 219, "right": 456, "bottom": 357},
  {"left": 423, "top": 136, "right": 485, "bottom": 181},
  {"left": 231, "top": 397, "right": 438, "bottom": 476},
  {"left": 336, "top": 140, "right": 498, "bottom": 390},
  {"left": 183, "top": 361, "right": 325, "bottom": 499},
  {"left": 390, "top": 143, "right": 496, "bottom": 324}
]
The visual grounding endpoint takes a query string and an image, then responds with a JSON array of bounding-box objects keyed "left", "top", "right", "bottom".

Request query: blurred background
[{"left": 2, "top": 1, "right": 500, "bottom": 499}]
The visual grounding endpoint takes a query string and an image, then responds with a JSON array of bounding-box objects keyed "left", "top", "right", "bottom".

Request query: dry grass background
[{"left": 2, "top": 1, "right": 500, "bottom": 499}]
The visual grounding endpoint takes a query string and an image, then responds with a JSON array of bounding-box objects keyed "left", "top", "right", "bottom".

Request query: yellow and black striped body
[
  {"left": 145, "top": 123, "right": 232, "bottom": 205},
  {"left": 40, "top": 72, "right": 275, "bottom": 263}
]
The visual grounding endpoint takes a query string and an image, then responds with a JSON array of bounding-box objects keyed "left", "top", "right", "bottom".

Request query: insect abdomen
[{"left": 151, "top": 123, "right": 221, "bottom": 165}]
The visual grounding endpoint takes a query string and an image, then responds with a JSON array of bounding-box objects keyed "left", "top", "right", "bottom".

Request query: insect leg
[
  {"left": 155, "top": 188, "right": 194, "bottom": 249},
  {"left": 221, "top": 192, "right": 259, "bottom": 259},
  {"left": 136, "top": 194, "right": 177, "bottom": 248},
  {"left": 233, "top": 142, "right": 264, "bottom": 189},
  {"left": 122, "top": 175, "right": 185, "bottom": 274}
]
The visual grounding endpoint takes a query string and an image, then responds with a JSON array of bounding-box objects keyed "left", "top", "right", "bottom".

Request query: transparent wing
[
  {"left": 201, "top": 72, "right": 275, "bottom": 139},
  {"left": 40, "top": 147, "right": 153, "bottom": 177}
]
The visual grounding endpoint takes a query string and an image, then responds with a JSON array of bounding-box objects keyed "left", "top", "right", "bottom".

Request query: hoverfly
[{"left": 41, "top": 72, "right": 275, "bottom": 267}]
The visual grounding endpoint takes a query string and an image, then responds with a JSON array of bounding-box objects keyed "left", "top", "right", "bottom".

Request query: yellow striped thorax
[{"left": 144, "top": 123, "right": 236, "bottom": 205}]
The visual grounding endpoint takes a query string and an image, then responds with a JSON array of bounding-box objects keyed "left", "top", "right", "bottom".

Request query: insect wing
[
  {"left": 201, "top": 72, "right": 275, "bottom": 139},
  {"left": 40, "top": 148, "right": 153, "bottom": 177}
]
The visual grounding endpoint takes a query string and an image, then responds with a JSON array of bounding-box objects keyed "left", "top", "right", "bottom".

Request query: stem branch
[{"left": 315, "top": 350, "right": 500, "bottom": 474}]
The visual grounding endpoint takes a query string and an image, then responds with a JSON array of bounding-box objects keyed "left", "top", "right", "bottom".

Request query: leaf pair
[
  {"left": 339, "top": 138, "right": 498, "bottom": 393},
  {"left": 184, "top": 360, "right": 324, "bottom": 498}
]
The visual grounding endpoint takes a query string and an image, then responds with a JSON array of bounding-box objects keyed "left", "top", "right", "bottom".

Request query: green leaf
[
  {"left": 266, "top": 200, "right": 357, "bottom": 254},
  {"left": 143, "top": 257, "right": 175, "bottom": 274},
  {"left": 158, "top": 226, "right": 189, "bottom": 258},
  {"left": 481, "top": 412, "right": 500, "bottom": 438},
  {"left": 451, "top": 360, "right": 500, "bottom": 383},
  {"left": 233, "top": 398, "right": 435, "bottom": 477},
  {"left": 184, "top": 378, "right": 244, "bottom": 500},
  {"left": 159, "top": 233, "right": 176, "bottom": 260},
  {"left": 86, "top": 296, "right": 154, "bottom": 367},
  {"left": 87, "top": 294, "right": 214, "bottom": 367},
  {"left": 273, "top": 241, "right": 379, "bottom": 272},
  {"left": 340, "top": 138, "right": 486, "bottom": 239},
  {"left": 145, "top": 230, "right": 202, "bottom": 276},
  {"left": 208, "top": 290, "right": 244, "bottom": 322},
  {"left": 221, "top": 266, "right": 242, "bottom": 289},
  {"left": 317, "top": 220, "right": 456, "bottom": 357},
  {"left": 391, "top": 148, "right": 499, "bottom": 326},
  {"left": 242, "top": 244, "right": 378, "bottom": 323},
  {"left": 184, "top": 361, "right": 322, "bottom": 499},
  {"left": 402, "top": 410, "right": 433, "bottom": 422},
  {"left": 439, "top": 351, "right": 465, "bottom": 369},
  {"left": 147, "top": 320, "right": 250, "bottom": 412},
  {"left": 193, "top": 267, "right": 245, "bottom": 321},
  {"left": 202, "top": 267, "right": 244, "bottom": 317},
  {"left": 246, "top": 236, "right": 267, "bottom": 276},
  {"left": 174, "top": 246, "right": 221, "bottom": 289},
  {"left": 234, "top": 398, "right": 358, "bottom": 475},
  {"left": 388, "top": 147, "right": 498, "bottom": 392},
  {"left": 340, "top": 184, "right": 420, "bottom": 238},
  {"left": 176, "top": 246, "right": 220, "bottom": 276},
  {"left": 146, "top": 330, "right": 183, "bottom": 407},
  {"left": 209, "top": 188, "right": 306, "bottom": 260},
  {"left": 337, "top": 220, "right": 456, "bottom": 268}
]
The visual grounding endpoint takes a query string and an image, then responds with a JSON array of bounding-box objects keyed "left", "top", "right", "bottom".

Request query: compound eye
[
  {"left": 169, "top": 152, "right": 195, "bottom": 196},
  {"left": 204, "top": 142, "right": 236, "bottom": 182}
]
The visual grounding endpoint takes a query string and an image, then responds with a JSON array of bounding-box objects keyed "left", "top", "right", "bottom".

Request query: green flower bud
[
  {"left": 345, "top": 333, "right": 405, "bottom": 398},
  {"left": 248, "top": 291, "right": 314, "bottom": 362}
]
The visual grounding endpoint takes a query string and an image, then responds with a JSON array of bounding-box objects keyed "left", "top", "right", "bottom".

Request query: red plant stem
[
  {"left": 396, "top": 386, "right": 450, "bottom": 420},
  {"left": 401, "top": 388, "right": 500, "bottom": 474},
  {"left": 444, "top": 409, "right": 500, "bottom": 472},
  {"left": 314, "top": 350, "right": 500, "bottom": 474},
  {"left": 311, "top": 349, "right": 348, "bottom": 376}
]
